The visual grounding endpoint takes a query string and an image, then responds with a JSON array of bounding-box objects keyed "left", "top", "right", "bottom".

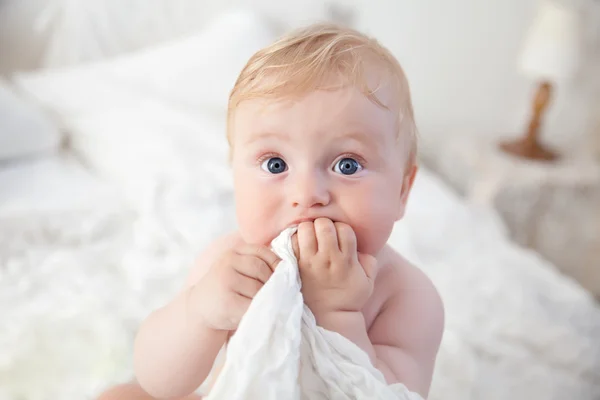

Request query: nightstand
[{"left": 420, "top": 133, "right": 600, "bottom": 297}]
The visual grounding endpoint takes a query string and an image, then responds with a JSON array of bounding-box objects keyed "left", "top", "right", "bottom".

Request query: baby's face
[{"left": 230, "top": 85, "right": 412, "bottom": 256}]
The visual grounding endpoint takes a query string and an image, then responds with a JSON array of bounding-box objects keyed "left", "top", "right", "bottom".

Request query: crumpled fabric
[{"left": 205, "top": 227, "right": 423, "bottom": 400}]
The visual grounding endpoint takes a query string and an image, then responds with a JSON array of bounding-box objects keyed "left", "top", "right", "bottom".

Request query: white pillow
[
  {"left": 11, "top": 8, "right": 275, "bottom": 186},
  {"left": 60, "top": 103, "right": 237, "bottom": 246},
  {"left": 0, "top": 80, "right": 62, "bottom": 161},
  {"left": 14, "top": 9, "right": 278, "bottom": 115},
  {"left": 36, "top": 0, "right": 217, "bottom": 67},
  {"left": 11, "top": 10, "right": 273, "bottom": 242},
  {"left": 6, "top": 0, "right": 332, "bottom": 69},
  {"left": 2, "top": 0, "right": 356, "bottom": 76}
]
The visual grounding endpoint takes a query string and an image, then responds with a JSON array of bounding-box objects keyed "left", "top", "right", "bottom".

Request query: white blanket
[{"left": 207, "top": 227, "right": 422, "bottom": 400}]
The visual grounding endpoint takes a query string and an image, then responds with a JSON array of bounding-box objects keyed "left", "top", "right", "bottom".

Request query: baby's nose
[{"left": 290, "top": 171, "right": 330, "bottom": 208}]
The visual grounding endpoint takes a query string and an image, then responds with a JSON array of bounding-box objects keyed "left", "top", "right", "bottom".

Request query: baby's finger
[
  {"left": 291, "top": 233, "right": 300, "bottom": 260},
  {"left": 298, "top": 221, "right": 317, "bottom": 257},
  {"left": 236, "top": 244, "right": 280, "bottom": 272},
  {"left": 232, "top": 272, "right": 264, "bottom": 299},
  {"left": 233, "top": 255, "right": 273, "bottom": 284},
  {"left": 334, "top": 222, "right": 357, "bottom": 255},
  {"left": 314, "top": 218, "right": 338, "bottom": 255}
]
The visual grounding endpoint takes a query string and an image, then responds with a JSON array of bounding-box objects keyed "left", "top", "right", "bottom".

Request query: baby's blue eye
[
  {"left": 261, "top": 157, "right": 287, "bottom": 174},
  {"left": 334, "top": 157, "right": 362, "bottom": 175}
]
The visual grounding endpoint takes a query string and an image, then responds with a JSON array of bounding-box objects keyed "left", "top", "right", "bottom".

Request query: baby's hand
[
  {"left": 292, "top": 218, "right": 377, "bottom": 316},
  {"left": 192, "top": 243, "right": 280, "bottom": 331}
]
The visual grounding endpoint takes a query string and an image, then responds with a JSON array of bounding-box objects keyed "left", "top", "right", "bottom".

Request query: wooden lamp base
[
  {"left": 499, "top": 137, "right": 558, "bottom": 161},
  {"left": 499, "top": 80, "right": 559, "bottom": 162}
]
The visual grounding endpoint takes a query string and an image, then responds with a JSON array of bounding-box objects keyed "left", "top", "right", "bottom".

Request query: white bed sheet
[{"left": 392, "top": 168, "right": 600, "bottom": 400}]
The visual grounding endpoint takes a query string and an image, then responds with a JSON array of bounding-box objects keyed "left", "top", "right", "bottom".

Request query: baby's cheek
[
  {"left": 353, "top": 193, "right": 396, "bottom": 255},
  {"left": 236, "top": 186, "right": 280, "bottom": 245}
]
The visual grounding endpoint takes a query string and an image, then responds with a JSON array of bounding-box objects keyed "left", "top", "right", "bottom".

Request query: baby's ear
[{"left": 395, "top": 164, "right": 418, "bottom": 221}]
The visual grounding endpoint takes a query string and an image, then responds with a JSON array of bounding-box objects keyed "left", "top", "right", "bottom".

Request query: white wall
[
  {"left": 0, "top": 0, "right": 596, "bottom": 148},
  {"left": 353, "top": 0, "right": 594, "bottom": 149},
  {"left": 357, "top": 0, "right": 534, "bottom": 137}
]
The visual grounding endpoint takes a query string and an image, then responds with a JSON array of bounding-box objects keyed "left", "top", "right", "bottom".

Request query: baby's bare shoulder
[
  {"left": 183, "top": 230, "right": 243, "bottom": 288},
  {"left": 370, "top": 245, "right": 445, "bottom": 361},
  {"left": 374, "top": 246, "right": 442, "bottom": 305},
  {"left": 366, "top": 246, "right": 444, "bottom": 395}
]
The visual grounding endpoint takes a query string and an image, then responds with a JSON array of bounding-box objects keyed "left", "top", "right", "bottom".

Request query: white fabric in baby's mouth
[{"left": 205, "top": 227, "right": 423, "bottom": 400}]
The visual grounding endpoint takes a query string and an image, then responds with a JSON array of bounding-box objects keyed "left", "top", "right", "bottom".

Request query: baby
[{"left": 98, "top": 23, "right": 444, "bottom": 400}]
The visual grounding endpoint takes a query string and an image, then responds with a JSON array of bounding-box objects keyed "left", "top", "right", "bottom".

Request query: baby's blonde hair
[{"left": 227, "top": 23, "right": 417, "bottom": 167}]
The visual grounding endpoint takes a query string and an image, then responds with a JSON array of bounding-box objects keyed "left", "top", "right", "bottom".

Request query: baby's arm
[
  {"left": 368, "top": 256, "right": 444, "bottom": 398},
  {"left": 133, "top": 233, "right": 236, "bottom": 399}
]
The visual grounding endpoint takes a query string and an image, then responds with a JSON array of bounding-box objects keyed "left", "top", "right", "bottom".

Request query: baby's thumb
[
  {"left": 291, "top": 233, "right": 300, "bottom": 260},
  {"left": 357, "top": 253, "right": 378, "bottom": 279}
]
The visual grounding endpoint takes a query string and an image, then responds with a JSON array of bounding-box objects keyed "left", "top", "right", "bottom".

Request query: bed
[{"left": 1, "top": 8, "right": 599, "bottom": 400}]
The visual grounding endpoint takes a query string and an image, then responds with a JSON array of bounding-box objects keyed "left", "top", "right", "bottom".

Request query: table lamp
[{"left": 500, "top": 0, "right": 582, "bottom": 161}]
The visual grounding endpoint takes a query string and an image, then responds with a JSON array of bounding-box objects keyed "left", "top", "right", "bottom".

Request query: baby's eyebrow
[
  {"left": 335, "top": 130, "right": 387, "bottom": 160},
  {"left": 336, "top": 131, "right": 378, "bottom": 148},
  {"left": 342, "top": 131, "right": 369, "bottom": 142},
  {"left": 244, "top": 131, "right": 288, "bottom": 145}
]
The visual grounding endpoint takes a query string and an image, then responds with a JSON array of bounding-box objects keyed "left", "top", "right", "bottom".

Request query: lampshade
[{"left": 518, "top": 1, "right": 583, "bottom": 83}]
